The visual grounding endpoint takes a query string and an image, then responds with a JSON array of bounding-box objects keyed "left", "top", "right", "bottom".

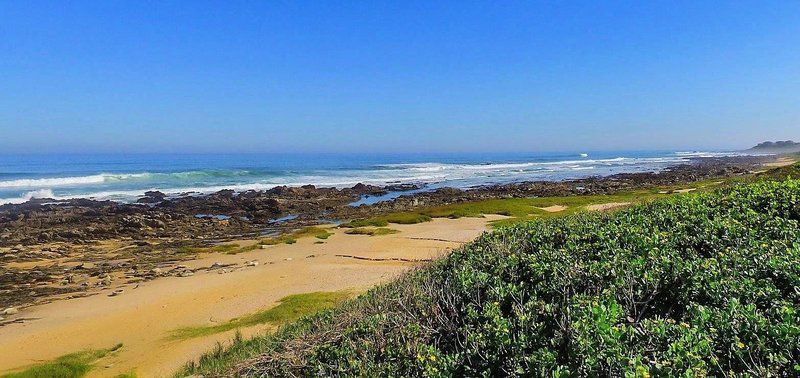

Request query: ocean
[{"left": 0, "top": 151, "right": 747, "bottom": 205}]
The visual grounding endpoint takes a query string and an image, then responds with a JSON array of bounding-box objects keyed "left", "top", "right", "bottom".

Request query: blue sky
[{"left": 1, "top": 1, "right": 798, "bottom": 153}]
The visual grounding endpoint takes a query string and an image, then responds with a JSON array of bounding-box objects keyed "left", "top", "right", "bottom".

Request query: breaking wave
[
  {"left": 0, "top": 170, "right": 258, "bottom": 189},
  {"left": 0, "top": 151, "right": 753, "bottom": 205}
]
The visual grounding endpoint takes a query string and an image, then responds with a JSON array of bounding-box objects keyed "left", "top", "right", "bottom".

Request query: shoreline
[
  {"left": 0, "top": 155, "right": 788, "bottom": 312},
  {"left": 0, "top": 217, "right": 498, "bottom": 377},
  {"left": 0, "top": 154, "right": 795, "bottom": 375}
]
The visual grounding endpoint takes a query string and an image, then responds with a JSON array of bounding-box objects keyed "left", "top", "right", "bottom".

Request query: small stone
[
  {"left": 151, "top": 268, "right": 162, "bottom": 275},
  {"left": 284, "top": 257, "right": 293, "bottom": 261},
  {"left": 2, "top": 307, "right": 18, "bottom": 315},
  {"left": 245, "top": 260, "right": 258, "bottom": 267}
]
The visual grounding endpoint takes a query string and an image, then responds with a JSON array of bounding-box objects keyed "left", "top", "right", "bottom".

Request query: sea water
[{"left": 0, "top": 151, "right": 747, "bottom": 205}]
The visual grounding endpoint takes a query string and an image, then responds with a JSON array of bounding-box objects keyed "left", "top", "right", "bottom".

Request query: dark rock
[{"left": 137, "top": 191, "right": 167, "bottom": 204}]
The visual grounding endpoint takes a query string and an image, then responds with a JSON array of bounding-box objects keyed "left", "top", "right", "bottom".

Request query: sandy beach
[{"left": 0, "top": 216, "right": 498, "bottom": 377}]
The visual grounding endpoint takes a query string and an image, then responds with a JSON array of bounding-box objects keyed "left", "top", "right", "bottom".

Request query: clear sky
[{"left": 1, "top": 1, "right": 798, "bottom": 154}]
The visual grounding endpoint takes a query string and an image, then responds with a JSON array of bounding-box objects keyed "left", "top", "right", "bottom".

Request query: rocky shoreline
[{"left": 0, "top": 155, "right": 777, "bottom": 311}]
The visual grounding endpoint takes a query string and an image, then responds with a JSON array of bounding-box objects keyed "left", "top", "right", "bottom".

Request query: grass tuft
[
  {"left": 259, "top": 227, "right": 333, "bottom": 246},
  {"left": 169, "top": 292, "right": 350, "bottom": 340},
  {"left": 2, "top": 344, "right": 123, "bottom": 378},
  {"left": 344, "top": 227, "right": 400, "bottom": 236},
  {"left": 341, "top": 213, "right": 431, "bottom": 228},
  {"left": 340, "top": 218, "right": 389, "bottom": 228}
]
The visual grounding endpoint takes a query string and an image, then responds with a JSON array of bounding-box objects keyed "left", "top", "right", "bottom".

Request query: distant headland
[{"left": 748, "top": 140, "right": 800, "bottom": 153}]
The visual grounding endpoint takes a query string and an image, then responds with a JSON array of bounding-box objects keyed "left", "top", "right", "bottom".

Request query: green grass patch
[
  {"left": 344, "top": 227, "right": 400, "bottom": 236},
  {"left": 424, "top": 198, "right": 542, "bottom": 219},
  {"left": 210, "top": 244, "right": 240, "bottom": 253},
  {"left": 340, "top": 190, "right": 669, "bottom": 231},
  {"left": 340, "top": 218, "right": 389, "bottom": 228},
  {"left": 169, "top": 292, "right": 350, "bottom": 340},
  {"left": 340, "top": 213, "right": 431, "bottom": 228},
  {"left": 259, "top": 227, "right": 333, "bottom": 246},
  {"left": 381, "top": 212, "right": 432, "bottom": 224},
  {"left": 176, "top": 246, "right": 205, "bottom": 254},
  {"left": 183, "top": 226, "right": 335, "bottom": 254},
  {"left": 2, "top": 344, "right": 123, "bottom": 378},
  {"left": 177, "top": 242, "right": 257, "bottom": 255},
  {"left": 415, "top": 190, "right": 667, "bottom": 228},
  {"left": 112, "top": 372, "right": 137, "bottom": 378}
]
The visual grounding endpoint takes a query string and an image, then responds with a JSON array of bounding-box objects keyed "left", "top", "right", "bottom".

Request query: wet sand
[{"left": 0, "top": 217, "right": 498, "bottom": 377}]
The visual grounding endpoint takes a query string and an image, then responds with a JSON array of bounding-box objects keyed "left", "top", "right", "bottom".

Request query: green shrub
[{"left": 183, "top": 180, "right": 800, "bottom": 377}]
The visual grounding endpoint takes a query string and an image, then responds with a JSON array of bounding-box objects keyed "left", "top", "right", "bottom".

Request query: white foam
[
  {"left": 0, "top": 171, "right": 247, "bottom": 189},
  {"left": 0, "top": 175, "right": 107, "bottom": 188},
  {"left": 0, "top": 173, "right": 160, "bottom": 188},
  {"left": 0, "top": 189, "right": 58, "bottom": 205},
  {"left": 673, "top": 151, "right": 751, "bottom": 158}
]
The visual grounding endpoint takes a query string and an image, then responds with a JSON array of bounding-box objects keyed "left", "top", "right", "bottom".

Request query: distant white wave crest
[
  {"left": 378, "top": 156, "right": 681, "bottom": 173},
  {"left": 673, "top": 151, "right": 751, "bottom": 158},
  {"left": 0, "top": 174, "right": 108, "bottom": 188},
  {"left": 0, "top": 173, "right": 147, "bottom": 188},
  {"left": 0, "top": 170, "right": 257, "bottom": 189}
]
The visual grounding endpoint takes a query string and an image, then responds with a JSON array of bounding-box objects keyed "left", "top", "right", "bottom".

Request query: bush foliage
[{"left": 186, "top": 180, "right": 800, "bottom": 377}]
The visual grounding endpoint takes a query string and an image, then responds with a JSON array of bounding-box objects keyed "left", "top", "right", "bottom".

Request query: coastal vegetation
[
  {"left": 341, "top": 213, "right": 432, "bottom": 228},
  {"left": 181, "top": 178, "right": 800, "bottom": 376},
  {"left": 344, "top": 227, "right": 400, "bottom": 236},
  {"left": 169, "top": 292, "right": 350, "bottom": 340},
  {"left": 258, "top": 226, "right": 333, "bottom": 246},
  {"left": 344, "top": 189, "right": 682, "bottom": 229},
  {"left": 1, "top": 344, "right": 124, "bottom": 378},
  {"left": 179, "top": 226, "right": 337, "bottom": 255}
]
